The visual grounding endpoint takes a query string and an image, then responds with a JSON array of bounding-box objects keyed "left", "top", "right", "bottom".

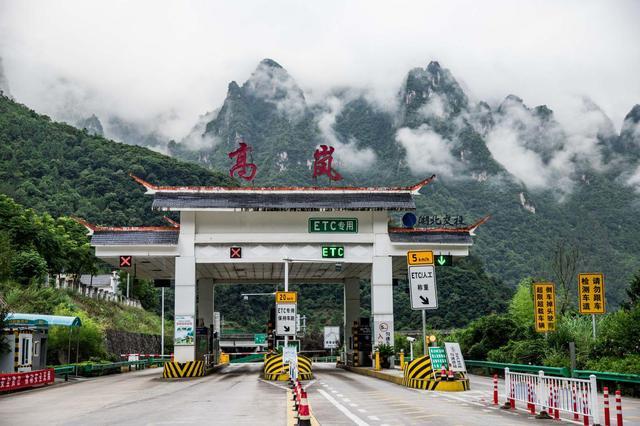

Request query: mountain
[
  {"left": 0, "top": 92, "right": 512, "bottom": 333},
  {"left": 0, "top": 94, "right": 232, "bottom": 226},
  {"left": 167, "top": 59, "right": 640, "bottom": 307}
]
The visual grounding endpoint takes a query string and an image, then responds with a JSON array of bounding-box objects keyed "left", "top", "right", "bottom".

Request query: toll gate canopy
[{"left": 82, "top": 175, "right": 486, "bottom": 362}]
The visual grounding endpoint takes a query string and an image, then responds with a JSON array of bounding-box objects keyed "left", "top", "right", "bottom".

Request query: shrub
[{"left": 11, "top": 249, "right": 47, "bottom": 284}]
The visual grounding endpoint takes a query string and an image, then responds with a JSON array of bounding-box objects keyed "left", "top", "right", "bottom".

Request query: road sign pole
[
  {"left": 422, "top": 310, "right": 427, "bottom": 356},
  {"left": 126, "top": 272, "right": 130, "bottom": 298},
  {"left": 161, "top": 287, "right": 165, "bottom": 357},
  {"left": 591, "top": 314, "right": 596, "bottom": 340}
]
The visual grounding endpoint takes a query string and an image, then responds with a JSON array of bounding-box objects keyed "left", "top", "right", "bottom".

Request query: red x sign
[
  {"left": 230, "top": 247, "right": 242, "bottom": 259},
  {"left": 119, "top": 255, "right": 132, "bottom": 268}
]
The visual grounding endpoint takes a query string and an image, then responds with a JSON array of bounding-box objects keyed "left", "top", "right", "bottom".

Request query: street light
[{"left": 240, "top": 292, "right": 276, "bottom": 300}]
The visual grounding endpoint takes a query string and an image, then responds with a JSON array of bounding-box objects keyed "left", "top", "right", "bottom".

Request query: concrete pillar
[
  {"left": 174, "top": 211, "right": 196, "bottom": 362},
  {"left": 174, "top": 256, "right": 196, "bottom": 362},
  {"left": 343, "top": 278, "right": 360, "bottom": 351},
  {"left": 197, "top": 279, "right": 214, "bottom": 329},
  {"left": 371, "top": 256, "right": 394, "bottom": 348}
]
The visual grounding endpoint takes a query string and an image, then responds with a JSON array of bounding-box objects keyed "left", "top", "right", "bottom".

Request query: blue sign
[{"left": 402, "top": 212, "right": 417, "bottom": 228}]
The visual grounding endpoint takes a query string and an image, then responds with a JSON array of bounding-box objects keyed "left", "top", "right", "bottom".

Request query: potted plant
[{"left": 376, "top": 344, "right": 395, "bottom": 369}]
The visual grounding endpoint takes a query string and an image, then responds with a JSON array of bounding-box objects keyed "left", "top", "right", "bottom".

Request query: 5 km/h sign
[
  {"left": 407, "top": 250, "right": 433, "bottom": 265},
  {"left": 408, "top": 265, "right": 438, "bottom": 309}
]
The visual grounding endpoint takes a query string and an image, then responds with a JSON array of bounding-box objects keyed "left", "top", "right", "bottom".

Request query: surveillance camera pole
[{"left": 422, "top": 310, "right": 427, "bottom": 356}]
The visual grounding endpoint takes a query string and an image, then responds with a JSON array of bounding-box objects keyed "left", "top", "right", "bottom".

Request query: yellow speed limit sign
[
  {"left": 275, "top": 291, "right": 297, "bottom": 303},
  {"left": 407, "top": 250, "right": 433, "bottom": 265}
]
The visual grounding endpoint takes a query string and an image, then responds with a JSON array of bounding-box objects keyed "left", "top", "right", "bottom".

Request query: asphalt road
[
  {"left": 1, "top": 363, "right": 638, "bottom": 425},
  {"left": 0, "top": 364, "right": 285, "bottom": 425},
  {"left": 309, "top": 364, "right": 547, "bottom": 425}
]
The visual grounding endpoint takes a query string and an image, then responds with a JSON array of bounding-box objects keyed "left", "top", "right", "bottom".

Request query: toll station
[{"left": 81, "top": 174, "right": 486, "bottom": 375}]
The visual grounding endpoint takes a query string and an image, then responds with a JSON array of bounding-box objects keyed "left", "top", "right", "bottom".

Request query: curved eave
[{"left": 131, "top": 174, "right": 435, "bottom": 195}]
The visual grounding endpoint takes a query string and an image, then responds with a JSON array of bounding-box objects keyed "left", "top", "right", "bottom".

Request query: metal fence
[{"left": 505, "top": 367, "right": 600, "bottom": 424}]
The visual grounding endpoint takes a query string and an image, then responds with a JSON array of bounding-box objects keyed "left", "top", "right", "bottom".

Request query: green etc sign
[
  {"left": 322, "top": 246, "right": 344, "bottom": 259},
  {"left": 309, "top": 218, "right": 358, "bottom": 233}
]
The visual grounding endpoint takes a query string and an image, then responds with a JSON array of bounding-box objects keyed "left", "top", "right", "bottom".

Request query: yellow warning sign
[
  {"left": 533, "top": 283, "right": 556, "bottom": 333},
  {"left": 275, "top": 291, "right": 297, "bottom": 304},
  {"left": 407, "top": 250, "right": 434, "bottom": 265},
  {"left": 578, "top": 273, "right": 605, "bottom": 314}
]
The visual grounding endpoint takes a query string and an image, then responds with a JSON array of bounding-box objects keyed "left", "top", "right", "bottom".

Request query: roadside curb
[{"left": 340, "top": 365, "right": 404, "bottom": 386}]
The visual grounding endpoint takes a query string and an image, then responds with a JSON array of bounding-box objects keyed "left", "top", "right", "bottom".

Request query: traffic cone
[
  {"left": 440, "top": 365, "right": 446, "bottom": 380},
  {"left": 447, "top": 368, "right": 454, "bottom": 381},
  {"left": 297, "top": 389, "right": 311, "bottom": 426}
]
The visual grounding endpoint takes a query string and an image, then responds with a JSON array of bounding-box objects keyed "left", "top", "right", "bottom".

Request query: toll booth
[
  {"left": 82, "top": 174, "right": 486, "bottom": 371},
  {"left": 1, "top": 313, "right": 81, "bottom": 373}
]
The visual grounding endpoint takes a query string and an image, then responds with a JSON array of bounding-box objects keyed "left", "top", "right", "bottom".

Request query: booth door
[{"left": 17, "top": 333, "right": 33, "bottom": 372}]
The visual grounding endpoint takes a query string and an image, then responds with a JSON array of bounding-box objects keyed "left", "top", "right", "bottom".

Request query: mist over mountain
[
  {"left": 3, "top": 56, "right": 640, "bottom": 308},
  {"left": 167, "top": 59, "right": 638, "bottom": 308}
]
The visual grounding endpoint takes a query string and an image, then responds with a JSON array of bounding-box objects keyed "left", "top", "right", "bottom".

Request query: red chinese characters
[
  {"left": 313, "top": 145, "right": 342, "bottom": 181},
  {"left": 228, "top": 141, "right": 257, "bottom": 181}
]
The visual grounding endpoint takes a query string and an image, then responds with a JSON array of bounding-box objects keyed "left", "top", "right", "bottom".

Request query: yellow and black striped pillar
[
  {"left": 402, "top": 355, "right": 470, "bottom": 392},
  {"left": 163, "top": 361, "right": 205, "bottom": 378}
]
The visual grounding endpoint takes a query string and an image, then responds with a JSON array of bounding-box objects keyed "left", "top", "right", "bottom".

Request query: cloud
[
  {"left": 485, "top": 95, "right": 616, "bottom": 192},
  {"left": 0, "top": 0, "right": 638, "bottom": 143},
  {"left": 180, "top": 110, "right": 221, "bottom": 151},
  {"left": 316, "top": 95, "right": 377, "bottom": 172},
  {"left": 245, "top": 60, "right": 307, "bottom": 121},
  {"left": 395, "top": 125, "right": 460, "bottom": 177}
]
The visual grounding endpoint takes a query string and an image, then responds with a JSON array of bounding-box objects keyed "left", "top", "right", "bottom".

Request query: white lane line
[
  {"left": 358, "top": 409, "right": 366, "bottom": 413},
  {"left": 331, "top": 390, "right": 339, "bottom": 394},
  {"left": 368, "top": 415, "right": 380, "bottom": 421},
  {"left": 317, "top": 389, "right": 370, "bottom": 426},
  {"left": 350, "top": 403, "right": 358, "bottom": 407},
  {"left": 337, "top": 393, "right": 344, "bottom": 397},
  {"left": 342, "top": 398, "right": 351, "bottom": 402}
]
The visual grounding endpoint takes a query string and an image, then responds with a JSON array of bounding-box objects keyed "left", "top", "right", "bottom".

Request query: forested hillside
[
  {"left": 0, "top": 93, "right": 512, "bottom": 332},
  {"left": 0, "top": 94, "right": 232, "bottom": 226}
]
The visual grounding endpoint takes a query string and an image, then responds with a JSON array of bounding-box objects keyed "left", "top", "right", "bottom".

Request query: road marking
[
  {"left": 343, "top": 398, "right": 351, "bottom": 402},
  {"left": 368, "top": 415, "right": 380, "bottom": 421},
  {"left": 358, "top": 408, "right": 366, "bottom": 413},
  {"left": 317, "top": 389, "right": 370, "bottom": 426},
  {"left": 350, "top": 403, "right": 358, "bottom": 407}
]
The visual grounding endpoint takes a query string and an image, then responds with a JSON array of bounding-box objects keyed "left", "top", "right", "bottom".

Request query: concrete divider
[
  {"left": 264, "top": 354, "right": 313, "bottom": 381},
  {"left": 162, "top": 361, "right": 205, "bottom": 378}
]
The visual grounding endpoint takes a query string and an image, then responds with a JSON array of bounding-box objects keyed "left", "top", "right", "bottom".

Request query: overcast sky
[{"left": 0, "top": 0, "right": 638, "bottom": 139}]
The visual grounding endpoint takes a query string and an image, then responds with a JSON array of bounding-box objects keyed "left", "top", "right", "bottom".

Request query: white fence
[{"left": 505, "top": 368, "right": 600, "bottom": 425}]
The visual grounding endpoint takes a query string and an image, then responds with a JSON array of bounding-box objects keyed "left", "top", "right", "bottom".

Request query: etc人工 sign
[{"left": 308, "top": 218, "right": 358, "bottom": 233}]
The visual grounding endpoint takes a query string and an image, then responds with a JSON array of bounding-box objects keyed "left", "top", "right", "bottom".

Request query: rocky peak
[
  {"left": 241, "top": 58, "right": 306, "bottom": 119},
  {"left": 624, "top": 104, "right": 640, "bottom": 125},
  {"left": 401, "top": 60, "right": 469, "bottom": 119},
  {"left": 77, "top": 114, "right": 103, "bottom": 136}
]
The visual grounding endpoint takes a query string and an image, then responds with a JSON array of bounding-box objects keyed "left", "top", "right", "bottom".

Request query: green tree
[
  {"left": 11, "top": 249, "right": 47, "bottom": 285},
  {"left": 508, "top": 277, "right": 534, "bottom": 327},
  {"left": 623, "top": 270, "right": 640, "bottom": 309}
]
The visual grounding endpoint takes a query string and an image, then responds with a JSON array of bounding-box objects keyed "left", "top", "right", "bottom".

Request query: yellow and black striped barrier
[
  {"left": 402, "top": 355, "right": 470, "bottom": 391},
  {"left": 163, "top": 361, "right": 205, "bottom": 378},
  {"left": 263, "top": 354, "right": 314, "bottom": 381}
]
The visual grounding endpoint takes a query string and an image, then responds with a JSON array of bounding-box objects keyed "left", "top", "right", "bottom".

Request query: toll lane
[
  {"left": 309, "top": 363, "right": 543, "bottom": 426},
  {"left": 0, "top": 364, "right": 286, "bottom": 425}
]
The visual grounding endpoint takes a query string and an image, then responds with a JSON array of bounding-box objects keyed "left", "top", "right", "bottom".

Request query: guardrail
[
  {"left": 466, "top": 360, "right": 570, "bottom": 377},
  {"left": 573, "top": 370, "right": 640, "bottom": 385}
]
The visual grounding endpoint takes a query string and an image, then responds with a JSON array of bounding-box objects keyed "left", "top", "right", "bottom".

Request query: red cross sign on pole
[
  {"left": 119, "top": 255, "right": 132, "bottom": 268},
  {"left": 230, "top": 247, "right": 242, "bottom": 259}
]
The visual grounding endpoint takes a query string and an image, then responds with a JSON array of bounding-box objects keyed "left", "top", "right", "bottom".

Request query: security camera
[{"left": 406, "top": 337, "right": 416, "bottom": 342}]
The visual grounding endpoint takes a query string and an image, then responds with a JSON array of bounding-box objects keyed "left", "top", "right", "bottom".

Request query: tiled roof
[
  {"left": 91, "top": 230, "right": 179, "bottom": 246},
  {"left": 79, "top": 275, "right": 112, "bottom": 286},
  {"left": 151, "top": 192, "right": 416, "bottom": 211}
]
